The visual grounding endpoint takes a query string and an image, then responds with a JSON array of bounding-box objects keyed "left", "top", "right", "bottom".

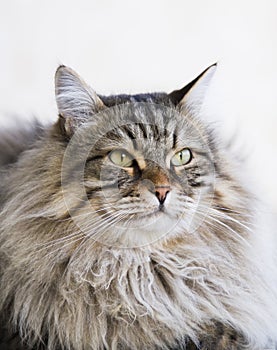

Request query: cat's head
[{"left": 52, "top": 64, "right": 230, "bottom": 248}]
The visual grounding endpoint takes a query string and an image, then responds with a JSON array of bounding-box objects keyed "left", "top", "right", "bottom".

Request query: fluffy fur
[{"left": 0, "top": 65, "right": 277, "bottom": 350}]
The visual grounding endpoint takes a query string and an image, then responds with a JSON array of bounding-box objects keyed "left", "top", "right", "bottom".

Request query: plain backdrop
[{"left": 0, "top": 0, "right": 276, "bottom": 213}]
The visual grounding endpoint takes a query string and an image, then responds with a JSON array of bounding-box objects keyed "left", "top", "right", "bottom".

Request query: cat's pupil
[{"left": 121, "top": 153, "right": 126, "bottom": 162}]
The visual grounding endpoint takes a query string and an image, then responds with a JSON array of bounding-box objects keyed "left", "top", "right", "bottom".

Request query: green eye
[
  {"left": 171, "top": 148, "right": 192, "bottom": 166},
  {"left": 109, "top": 149, "right": 134, "bottom": 167}
]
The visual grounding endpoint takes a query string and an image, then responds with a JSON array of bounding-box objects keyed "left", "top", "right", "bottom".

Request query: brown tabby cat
[{"left": 0, "top": 64, "right": 276, "bottom": 350}]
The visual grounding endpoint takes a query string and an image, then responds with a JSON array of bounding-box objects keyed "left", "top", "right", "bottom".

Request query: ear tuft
[
  {"left": 169, "top": 63, "right": 217, "bottom": 114},
  {"left": 55, "top": 66, "right": 104, "bottom": 136}
]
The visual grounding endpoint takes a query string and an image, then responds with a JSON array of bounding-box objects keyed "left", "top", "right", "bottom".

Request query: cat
[{"left": 0, "top": 63, "right": 277, "bottom": 350}]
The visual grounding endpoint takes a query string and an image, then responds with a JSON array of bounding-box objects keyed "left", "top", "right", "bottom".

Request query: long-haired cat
[{"left": 0, "top": 64, "right": 276, "bottom": 350}]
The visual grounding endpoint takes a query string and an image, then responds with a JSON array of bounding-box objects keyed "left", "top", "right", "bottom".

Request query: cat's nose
[{"left": 155, "top": 186, "right": 171, "bottom": 205}]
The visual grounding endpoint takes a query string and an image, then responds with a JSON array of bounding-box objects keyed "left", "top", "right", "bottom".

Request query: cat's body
[{"left": 0, "top": 65, "right": 276, "bottom": 350}]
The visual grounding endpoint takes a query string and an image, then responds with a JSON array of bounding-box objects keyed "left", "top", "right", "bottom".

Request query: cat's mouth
[
  {"left": 158, "top": 204, "right": 166, "bottom": 212},
  {"left": 131, "top": 204, "right": 171, "bottom": 221}
]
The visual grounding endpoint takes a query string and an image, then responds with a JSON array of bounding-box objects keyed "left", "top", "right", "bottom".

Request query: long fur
[{"left": 0, "top": 76, "right": 277, "bottom": 350}]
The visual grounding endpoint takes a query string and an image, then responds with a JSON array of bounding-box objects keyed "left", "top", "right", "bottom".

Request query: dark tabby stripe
[{"left": 136, "top": 122, "right": 148, "bottom": 139}]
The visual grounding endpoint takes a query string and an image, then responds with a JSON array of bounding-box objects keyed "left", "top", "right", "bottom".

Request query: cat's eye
[
  {"left": 171, "top": 148, "right": 192, "bottom": 166},
  {"left": 109, "top": 149, "right": 134, "bottom": 167}
]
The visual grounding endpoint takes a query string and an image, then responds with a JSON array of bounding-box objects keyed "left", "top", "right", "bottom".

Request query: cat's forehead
[{"left": 92, "top": 102, "right": 206, "bottom": 145}]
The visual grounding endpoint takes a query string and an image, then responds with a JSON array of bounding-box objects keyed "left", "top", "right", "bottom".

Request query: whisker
[
  {"left": 35, "top": 230, "right": 83, "bottom": 250},
  {"left": 35, "top": 205, "right": 117, "bottom": 250},
  {"left": 69, "top": 210, "right": 134, "bottom": 264},
  {"left": 204, "top": 215, "right": 251, "bottom": 247},
  {"left": 42, "top": 234, "right": 86, "bottom": 261},
  {"left": 209, "top": 211, "right": 253, "bottom": 232}
]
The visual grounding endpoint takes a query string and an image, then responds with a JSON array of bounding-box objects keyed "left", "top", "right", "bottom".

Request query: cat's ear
[
  {"left": 168, "top": 63, "right": 217, "bottom": 114},
  {"left": 55, "top": 65, "right": 105, "bottom": 137}
]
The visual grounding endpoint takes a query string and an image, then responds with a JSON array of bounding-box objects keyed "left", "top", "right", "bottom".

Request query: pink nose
[{"left": 155, "top": 186, "right": 171, "bottom": 205}]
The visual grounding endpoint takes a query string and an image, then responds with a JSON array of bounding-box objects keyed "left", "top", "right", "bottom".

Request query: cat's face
[{"left": 57, "top": 66, "right": 217, "bottom": 247}]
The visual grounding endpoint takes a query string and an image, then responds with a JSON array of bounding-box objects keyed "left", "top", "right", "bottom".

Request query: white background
[{"left": 0, "top": 0, "right": 276, "bottom": 213}]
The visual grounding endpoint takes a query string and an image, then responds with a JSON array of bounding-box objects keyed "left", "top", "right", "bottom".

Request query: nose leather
[{"left": 155, "top": 186, "right": 171, "bottom": 205}]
